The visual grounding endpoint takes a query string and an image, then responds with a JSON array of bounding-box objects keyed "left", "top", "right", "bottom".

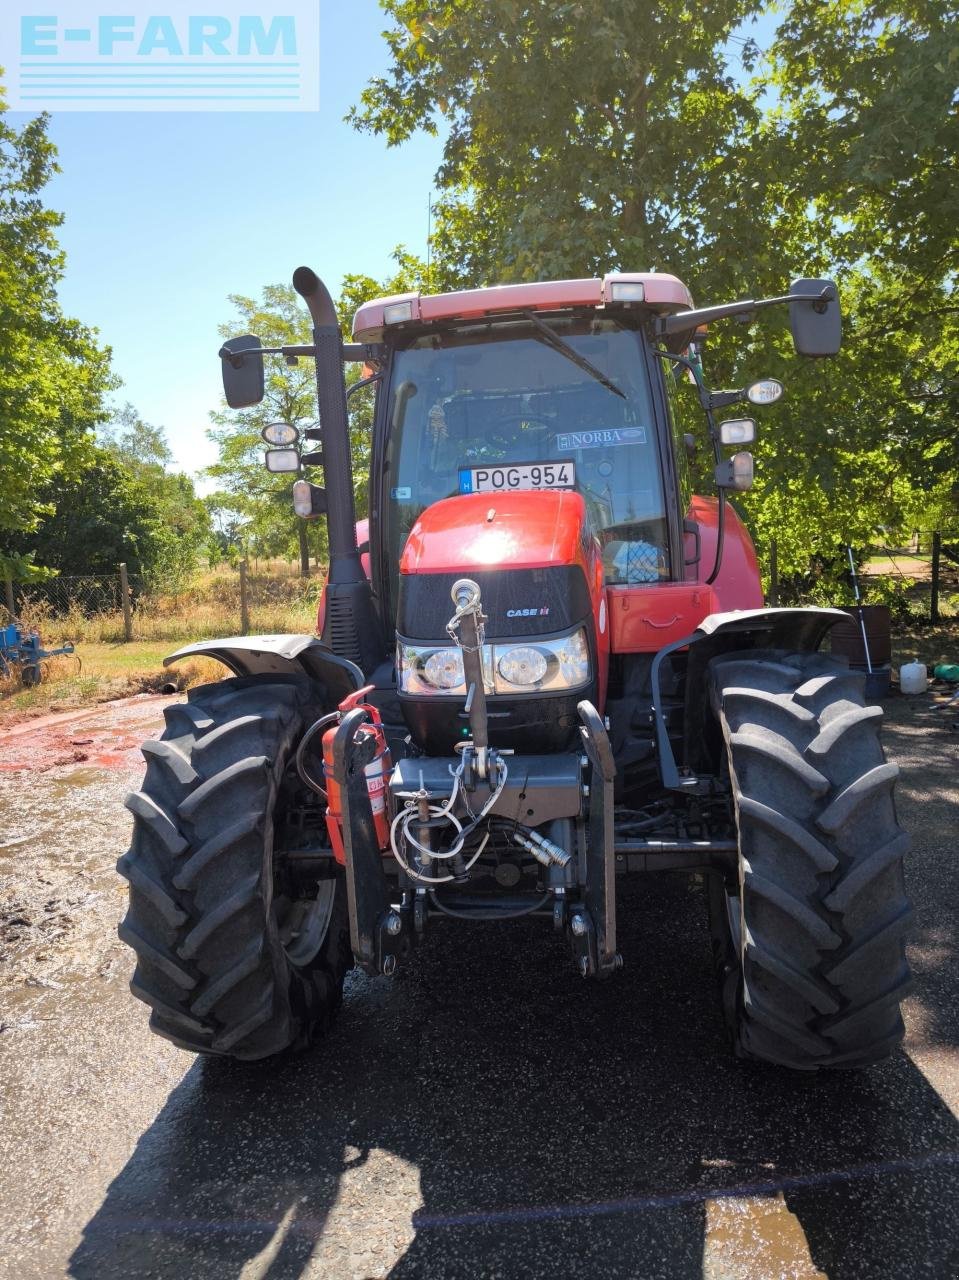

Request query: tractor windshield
[{"left": 382, "top": 318, "right": 668, "bottom": 596}]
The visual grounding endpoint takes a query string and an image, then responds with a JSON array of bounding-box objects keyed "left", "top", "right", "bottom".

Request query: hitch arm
[{"left": 332, "top": 707, "right": 401, "bottom": 975}]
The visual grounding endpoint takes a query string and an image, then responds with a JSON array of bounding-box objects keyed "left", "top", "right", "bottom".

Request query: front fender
[
  {"left": 165, "top": 634, "right": 363, "bottom": 707},
  {"left": 651, "top": 606, "right": 849, "bottom": 792}
]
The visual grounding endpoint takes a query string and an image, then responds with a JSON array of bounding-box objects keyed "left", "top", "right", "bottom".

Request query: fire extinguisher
[{"left": 321, "top": 685, "right": 392, "bottom": 865}]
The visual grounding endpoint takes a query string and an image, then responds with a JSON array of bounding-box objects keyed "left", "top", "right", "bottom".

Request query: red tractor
[{"left": 118, "top": 268, "right": 911, "bottom": 1069}]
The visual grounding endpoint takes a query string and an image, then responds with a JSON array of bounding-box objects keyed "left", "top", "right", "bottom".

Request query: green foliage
[
  {"left": 99, "top": 403, "right": 211, "bottom": 589},
  {"left": 206, "top": 274, "right": 424, "bottom": 570},
  {"left": 351, "top": 0, "right": 768, "bottom": 294},
  {"left": 0, "top": 89, "right": 114, "bottom": 579},
  {"left": 7, "top": 447, "right": 168, "bottom": 576},
  {"left": 351, "top": 0, "right": 959, "bottom": 589}
]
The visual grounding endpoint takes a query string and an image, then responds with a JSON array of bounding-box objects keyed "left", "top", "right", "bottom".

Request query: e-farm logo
[{"left": 1, "top": 1, "right": 319, "bottom": 111}]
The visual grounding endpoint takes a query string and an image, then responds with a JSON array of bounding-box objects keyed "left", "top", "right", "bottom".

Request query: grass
[
  {"left": 14, "top": 565, "right": 324, "bottom": 646},
  {"left": 2, "top": 567, "right": 325, "bottom": 724},
  {"left": 890, "top": 620, "right": 959, "bottom": 671},
  {"left": 0, "top": 641, "right": 226, "bottom": 726}
]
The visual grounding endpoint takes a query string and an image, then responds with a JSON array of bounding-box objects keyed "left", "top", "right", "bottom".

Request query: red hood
[{"left": 400, "top": 490, "right": 589, "bottom": 575}]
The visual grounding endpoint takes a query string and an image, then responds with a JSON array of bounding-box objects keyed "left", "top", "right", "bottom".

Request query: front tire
[
  {"left": 118, "top": 675, "right": 351, "bottom": 1061},
  {"left": 709, "top": 651, "right": 912, "bottom": 1069}
]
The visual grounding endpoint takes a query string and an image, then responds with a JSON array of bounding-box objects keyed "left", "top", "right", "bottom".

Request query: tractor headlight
[
  {"left": 423, "top": 649, "right": 465, "bottom": 690},
  {"left": 497, "top": 646, "right": 548, "bottom": 687},
  {"left": 398, "top": 643, "right": 468, "bottom": 695},
  {"left": 397, "top": 627, "right": 591, "bottom": 696}
]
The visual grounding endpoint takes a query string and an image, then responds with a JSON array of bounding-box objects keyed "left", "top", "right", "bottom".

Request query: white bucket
[{"left": 899, "top": 661, "right": 928, "bottom": 695}]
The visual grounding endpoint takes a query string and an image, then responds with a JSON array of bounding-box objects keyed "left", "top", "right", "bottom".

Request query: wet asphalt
[{"left": 0, "top": 692, "right": 956, "bottom": 1279}]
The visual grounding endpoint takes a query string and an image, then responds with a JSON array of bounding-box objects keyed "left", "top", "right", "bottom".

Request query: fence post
[
  {"left": 118, "top": 562, "right": 133, "bottom": 642},
  {"left": 3, "top": 576, "right": 14, "bottom": 619},
  {"left": 931, "top": 531, "right": 941, "bottom": 625},
  {"left": 768, "top": 538, "right": 779, "bottom": 607},
  {"left": 239, "top": 559, "right": 250, "bottom": 635}
]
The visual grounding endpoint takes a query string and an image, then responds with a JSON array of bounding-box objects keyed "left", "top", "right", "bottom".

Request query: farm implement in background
[{"left": 0, "top": 618, "right": 78, "bottom": 687}]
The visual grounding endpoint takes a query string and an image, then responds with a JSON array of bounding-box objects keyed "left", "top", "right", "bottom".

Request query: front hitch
[
  {"left": 576, "top": 701, "right": 621, "bottom": 977},
  {"left": 332, "top": 707, "right": 408, "bottom": 976}
]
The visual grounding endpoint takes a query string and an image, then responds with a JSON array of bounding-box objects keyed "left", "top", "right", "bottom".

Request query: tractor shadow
[{"left": 69, "top": 864, "right": 959, "bottom": 1279}]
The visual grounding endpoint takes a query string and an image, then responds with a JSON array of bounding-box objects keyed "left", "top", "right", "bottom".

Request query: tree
[
  {"left": 0, "top": 85, "right": 113, "bottom": 579},
  {"left": 100, "top": 403, "right": 210, "bottom": 588},
  {"left": 351, "top": 0, "right": 770, "bottom": 293},
  {"left": 7, "top": 448, "right": 167, "bottom": 577},
  {"left": 351, "top": 1, "right": 959, "bottom": 586},
  {"left": 207, "top": 276, "right": 408, "bottom": 574},
  {"left": 764, "top": 0, "right": 959, "bottom": 546}
]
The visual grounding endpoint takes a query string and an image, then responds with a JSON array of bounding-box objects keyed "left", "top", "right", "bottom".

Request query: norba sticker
[{"left": 556, "top": 427, "right": 647, "bottom": 450}]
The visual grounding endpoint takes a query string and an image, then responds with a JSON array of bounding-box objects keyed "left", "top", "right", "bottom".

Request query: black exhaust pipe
[{"left": 293, "top": 267, "right": 381, "bottom": 673}]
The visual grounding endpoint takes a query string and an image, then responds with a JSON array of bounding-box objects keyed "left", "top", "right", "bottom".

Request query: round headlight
[
  {"left": 262, "top": 422, "right": 300, "bottom": 446},
  {"left": 745, "top": 379, "right": 784, "bottom": 406},
  {"left": 423, "top": 649, "right": 465, "bottom": 690},
  {"left": 497, "top": 646, "right": 548, "bottom": 687}
]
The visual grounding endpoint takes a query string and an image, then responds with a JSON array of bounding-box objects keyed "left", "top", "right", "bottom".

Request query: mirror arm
[
  {"left": 707, "top": 388, "right": 745, "bottom": 410},
  {"left": 655, "top": 286, "right": 836, "bottom": 338},
  {"left": 219, "top": 342, "right": 376, "bottom": 371}
]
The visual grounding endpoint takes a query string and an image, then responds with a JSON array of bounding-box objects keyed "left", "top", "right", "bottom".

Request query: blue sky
[{"left": 11, "top": 1, "right": 443, "bottom": 475}]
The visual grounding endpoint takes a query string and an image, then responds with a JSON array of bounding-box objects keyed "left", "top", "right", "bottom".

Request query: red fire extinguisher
[{"left": 322, "top": 685, "right": 392, "bottom": 865}]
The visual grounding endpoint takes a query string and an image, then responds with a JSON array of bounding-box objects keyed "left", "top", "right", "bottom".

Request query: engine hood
[{"left": 399, "top": 489, "right": 590, "bottom": 575}]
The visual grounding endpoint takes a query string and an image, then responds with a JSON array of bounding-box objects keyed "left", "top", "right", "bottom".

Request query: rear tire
[
  {"left": 708, "top": 650, "right": 912, "bottom": 1069},
  {"left": 118, "top": 675, "right": 351, "bottom": 1061}
]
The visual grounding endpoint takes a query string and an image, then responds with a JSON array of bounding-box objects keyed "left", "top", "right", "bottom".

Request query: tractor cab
[{"left": 355, "top": 275, "right": 694, "bottom": 624}]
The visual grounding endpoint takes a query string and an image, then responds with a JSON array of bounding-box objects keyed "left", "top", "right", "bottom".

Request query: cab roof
[{"left": 352, "top": 272, "right": 694, "bottom": 343}]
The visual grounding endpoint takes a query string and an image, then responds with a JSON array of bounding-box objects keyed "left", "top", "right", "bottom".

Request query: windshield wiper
[{"left": 522, "top": 311, "right": 626, "bottom": 400}]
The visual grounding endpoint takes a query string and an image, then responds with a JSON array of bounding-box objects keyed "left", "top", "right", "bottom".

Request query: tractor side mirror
[
  {"left": 789, "top": 279, "right": 842, "bottom": 357},
  {"left": 220, "top": 335, "right": 265, "bottom": 408}
]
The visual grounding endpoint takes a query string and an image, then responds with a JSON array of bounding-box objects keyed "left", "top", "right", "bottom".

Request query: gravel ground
[{"left": 0, "top": 689, "right": 956, "bottom": 1279}]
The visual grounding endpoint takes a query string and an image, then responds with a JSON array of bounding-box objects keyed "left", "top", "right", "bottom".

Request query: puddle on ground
[
  {"left": 0, "top": 702, "right": 170, "bottom": 992},
  {"left": 704, "top": 1192, "right": 827, "bottom": 1279}
]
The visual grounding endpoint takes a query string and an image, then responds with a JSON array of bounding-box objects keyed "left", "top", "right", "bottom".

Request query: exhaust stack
[{"left": 293, "top": 267, "right": 381, "bottom": 673}]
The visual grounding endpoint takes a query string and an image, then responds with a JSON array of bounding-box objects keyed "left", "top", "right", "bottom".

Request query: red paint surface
[
  {"left": 353, "top": 273, "right": 694, "bottom": 342},
  {"left": 685, "top": 495, "right": 764, "bottom": 612},
  {"left": 606, "top": 498, "right": 761, "bottom": 653},
  {"left": 607, "top": 582, "right": 722, "bottom": 652},
  {"left": 400, "top": 489, "right": 592, "bottom": 576}
]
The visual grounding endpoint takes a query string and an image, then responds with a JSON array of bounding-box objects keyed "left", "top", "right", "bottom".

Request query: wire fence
[{"left": 3, "top": 561, "right": 324, "bottom": 645}]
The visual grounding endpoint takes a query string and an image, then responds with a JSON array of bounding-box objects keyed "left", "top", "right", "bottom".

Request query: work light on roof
[
  {"left": 383, "top": 300, "right": 415, "bottom": 325},
  {"left": 609, "top": 281, "right": 646, "bottom": 303}
]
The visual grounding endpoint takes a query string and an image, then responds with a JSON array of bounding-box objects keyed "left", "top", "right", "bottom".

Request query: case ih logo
[
  {"left": 2, "top": 2, "right": 319, "bottom": 111},
  {"left": 506, "top": 608, "right": 550, "bottom": 618}
]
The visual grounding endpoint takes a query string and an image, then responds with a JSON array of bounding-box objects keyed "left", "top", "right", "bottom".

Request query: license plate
[{"left": 458, "top": 461, "right": 576, "bottom": 494}]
